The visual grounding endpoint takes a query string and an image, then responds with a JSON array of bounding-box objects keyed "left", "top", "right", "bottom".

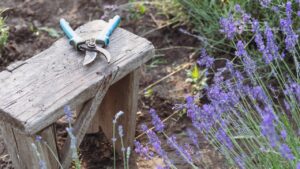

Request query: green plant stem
[
  {"left": 43, "top": 142, "right": 64, "bottom": 169},
  {"left": 113, "top": 122, "right": 117, "bottom": 169},
  {"left": 119, "top": 136, "right": 127, "bottom": 169}
]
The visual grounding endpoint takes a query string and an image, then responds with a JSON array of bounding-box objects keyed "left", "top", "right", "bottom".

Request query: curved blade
[
  {"left": 97, "top": 47, "right": 111, "bottom": 63},
  {"left": 83, "top": 51, "right": 97, "bottom": 66}
]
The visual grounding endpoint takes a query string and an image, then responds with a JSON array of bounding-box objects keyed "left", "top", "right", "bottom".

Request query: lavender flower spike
[
  {"left": 64, "top": 105, "right": 73, "bottom": 122},
  {"left": 149, "top": 109, "right": 165, "bottom": 132},
  {"left": 235, "top": 41, "right": 247, "bottom": 57},
  {"left": 113, "top": 111, "right": 124, "bottom": 124},
  {"left": 134, "top": 140, "right": 153, "bottom": 160},
  {"left": 167, "top": 135, "right": 193, "bottom": 163},
  {"left": 36, "top": 135, "right": 42, "bottom": 142},
  {"left": 259, "top": 0, "right": 271, "bottom": 8},
  {"left": 220, "top": 14, "right": 236, "bottom": 40},
  {"left": 280, "top": 1, "right": 299, "bottom": 51},
  {"left": 263, "top": 24, "right": 280, "bottom": 63},
  {"left": 197, "top": 48, "right": 214, "bottom": 68},
  {"left": 279, "top": 143, "right": 295, "bottom": 160},
  {"left": 216, "top": 128, "right": 234, "bottom": 150},
  {"left": 141, "top": 124, "right": 174, "bottom": 167},
  {"left": 187, "top": 129, "right": 200, "bottom": 149},
  {"left": 118, "top": 125, "right": 124, "bottom": 137},
  {"left": 31, "top": 143, "right": 47, "bottom": 169}
]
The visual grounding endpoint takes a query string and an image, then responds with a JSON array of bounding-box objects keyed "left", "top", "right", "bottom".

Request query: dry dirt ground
[{"left": 0, "top": 0, "right": 226, "bottom": 168}]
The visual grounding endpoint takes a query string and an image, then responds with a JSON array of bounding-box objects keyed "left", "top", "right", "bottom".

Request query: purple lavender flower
[
  {"left": 39, "top": 161, "right": 47, "bottom": 169},
  {"left": 64, "top": 105, "right": 73, "bottom": 122},
  {"left": 280, "top": 129, "right": 287, "bottom": 140},
  {"left": 254, "top": 31, "right": 265, "bottom": 52},
  {"left": 167, "top": 135, "right": 193, "bottom": 163},
  {"left": 249, "top": 86, "right": 268, "bottom": 101},
  {"left": 260, "top": 108, "right": 279, "bottom": 147},
  {"left": 235, "top": 41, "right": 247, "bottom": 57},
  {"left": 184, "top": 96, "right": 199, "bottom": 121},
  {"left": 286, "top": 1, "right": 292, "bottom": 18},
  {"left": 142, "top": 124, "right": 172, "bottom": 166},
  {"left": 272, "top": 6, "right": 280, "bottom": 13},
  {"left": 198, "top": 104, "right": 216, "bottom": 130},
  {"left": 186, "top": 96, "right": 194, "bottom": 105},
  {"left": 234, "top": 5, "right": 251, "bottom": 23},
  {"left": 226, "top": 60, "right": 234, "bottom": 73},
  {"left": 215, "top": 128, "right": 233, "bottom": 150},
  {"left": 235, "top": 4, "right": 242, "bottom": 13},
  {"left": 134, "top": 140, "right": 153, "bottom": 160},
  {"left": 149, "top": 109, "right": 165, "bottom": 132},
  {"left": 263, "top": 24, "right": 281, "bottom": 63},
  {"left": 284, "top": 99, "right": 291, "bottom": 111},
  {"left": 234, "top": 154, "right": 246, "bottom": 169},
  {"left": 297, "top": 162, "right": 300, "bottom": 169},
  {"left": 285, "top": 81, "right": 300, "bottom": 103},
  {"left": 235, "top": 41, "right": 256, "bottom": 75},
  {"left": 242, "top": 13, "right": 251, "bottom": 23},
  {"left": 279, "top": 143, "right": 294, "bottom": 160},
  {"left": 220, "top": 14, "right": 236, "bottom": 40},
  {"left": 156, "top": 165, "right": 164, "bottom": 169},
  {"left": 213, "top": 68, "right": 225, "bottom": 84},
  {"left": 140, "top": 124, "right": 148, "bottom": 132},
  {"left": 197, "top": 49, "right": 214, "bottom": 68},
  {"left": 280, "top": 1, "right": 299, "bottom": 51},
  {"left": 252, "top": 20, "right": 266, "bottom": 53},
  {"left": 260, "top": 0, "right": 271, "bottom": 8},
  {"left": 187, "top": 129, "right": 200, "bottom": 149},
  {"left": 35, "top": 135, "right": 42, "bottom": 142},
  {"left": 252, "top": 19, "right": 260, "bottom": 33}
]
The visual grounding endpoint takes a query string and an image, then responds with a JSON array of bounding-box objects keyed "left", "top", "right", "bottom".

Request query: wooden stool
[{"left": 0, "top": 20, "right": 154, "bottom": 169}]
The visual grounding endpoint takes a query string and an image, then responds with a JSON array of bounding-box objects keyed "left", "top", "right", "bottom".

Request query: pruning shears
[{"left": 59, "top": 15, "right": 121, "bottom": 65}]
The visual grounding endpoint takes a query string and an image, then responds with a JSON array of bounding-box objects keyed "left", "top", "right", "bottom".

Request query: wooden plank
[
  {"left": 0, "top": 20, "right": 154, "bottom": 135},
  {"left": 0, "top": 123, "right": 23, "bottom": 169},
  {"left": 39, "top": 125, "right": 60, "bottom": 169},
  {"left": 88, "top": 68, "right": 140, "bottom": 153},
  {"left": 0, "top": 123, "right": 59, "bottom": 169}
]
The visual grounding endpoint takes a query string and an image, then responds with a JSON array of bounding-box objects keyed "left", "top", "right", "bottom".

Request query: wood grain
[
  {"left": 87, "top": 68, "right": 140, "bottom": 153},
  {"left": 0, "top": 123, "right": 59, "bottom": 169},
  {"left": 0, "top": 20, "right": 154, "bottom": 135}
]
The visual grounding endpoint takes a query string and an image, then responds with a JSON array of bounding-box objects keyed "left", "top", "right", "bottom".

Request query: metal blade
[
  {"left": 97, "top": 48, "right": 111, "bottom": 63},
  {"left": 83, "top": 51, "right": 97, "bottom": 66}
]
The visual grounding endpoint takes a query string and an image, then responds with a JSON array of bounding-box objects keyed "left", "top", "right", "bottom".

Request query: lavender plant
[
  {"left": 64, "top": 105, "right": 81, "bottom": 169},
  {"left": 135, "top": 1, "right": 300, "bottom": 168},
  {"left": 31, "top": 136, "right": 47, "bottom": 169},
  {"left": 113, "top": 111, "right": 124, "bottom": 169}
]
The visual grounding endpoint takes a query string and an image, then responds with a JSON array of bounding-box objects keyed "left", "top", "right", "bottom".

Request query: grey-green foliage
[{"left": 172, "top": 0, "right": 294, "bottom": 47}]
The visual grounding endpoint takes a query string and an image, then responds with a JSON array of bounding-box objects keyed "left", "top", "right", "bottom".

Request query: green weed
[{"left": 0, "top": 10, "right": 8, "bottom": 51}]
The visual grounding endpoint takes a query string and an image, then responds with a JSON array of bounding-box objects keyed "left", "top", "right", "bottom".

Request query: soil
[{"left": 0, "top": 0, "right": 226, "bottom": 168}]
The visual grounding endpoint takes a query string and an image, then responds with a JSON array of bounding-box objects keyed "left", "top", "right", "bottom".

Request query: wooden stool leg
[
  {"left": 1, "top": 124, "right": 59, "bottom": 169},
  {"left": 87, "top": 68, "right": 140, "bottom": 152}
]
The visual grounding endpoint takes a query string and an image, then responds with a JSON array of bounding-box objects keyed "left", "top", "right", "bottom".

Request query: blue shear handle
[
  {"left": 60, "top": 18, "right": 82, "bottom": 46},
  {"left": 98, "top": 15, "right": 121, "bottom": 46}
]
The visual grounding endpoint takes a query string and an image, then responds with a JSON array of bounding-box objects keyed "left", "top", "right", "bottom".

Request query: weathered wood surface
[
  {"left": 61, "top": 74, "right": 113, "bottom": 168},
  {"left": 0, "top": 123, "right": 59, "bottom": 169},
  {"left": 88, "top": 68, "right": 140, "bottom": 152},
  {"left": 0, "top": 20, "right": 154, "bottom": 135}
]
